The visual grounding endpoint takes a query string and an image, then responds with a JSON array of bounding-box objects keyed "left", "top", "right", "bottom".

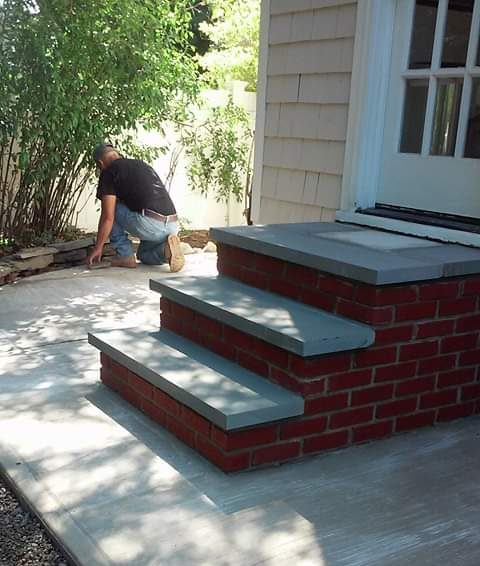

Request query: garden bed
[{"left": 0, "top": 230, "right": 214, "bottom": 286}]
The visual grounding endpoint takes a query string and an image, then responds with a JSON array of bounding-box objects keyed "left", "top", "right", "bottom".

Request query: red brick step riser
[
  {"left": 99, "top": 351, "right": 480, "bottom": 472},
  {"left": 216, "top": 243, "right": 480, "bottom": 326},
  {"left": 158, "top": 295, "right": 480, "bottom": 470},
  {"left": 160, "top": 296, "right": 480, "bottom": 395},
  {"left": 100, "top": 244, "right": 480, "bottom": 472}
]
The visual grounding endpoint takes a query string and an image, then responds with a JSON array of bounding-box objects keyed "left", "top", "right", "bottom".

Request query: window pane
[
  {"left": 465, "top": 78, "right": 480, "bottom": 158},
  {"left": 400, "top": 80, "right": 429, "bottom": 153},
  {"left": 431, "top": 78, "right": 463, "bottom": 156},
  {"left": 409, "top": 0, "right": 439, "bottom": 69},
  {"left": 441, "top": 0, "right": 474, "bottom": 68}
]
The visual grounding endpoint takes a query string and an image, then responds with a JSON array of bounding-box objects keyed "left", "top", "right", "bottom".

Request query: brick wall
[
  {"left": 161, "top": 297, "right": 480, "bottom": 432},
  {"left": 217, "top": 244, "right": 480, "bottom": 326},
  {"left": 99, "top": 243, "right": 480, "bottom": 472},
  {"left": 258, "top": 0, "right": 357, "bottom": 224},
  {"left": 100, "top": 352, "right": 297, "bottom": 472},
  {"left": 155, "top": 244, "right": 480, "bottom": 469}
]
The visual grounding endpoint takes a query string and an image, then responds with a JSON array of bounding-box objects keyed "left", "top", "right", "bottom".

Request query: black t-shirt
[{"left": 96, "top": 158, "right": 176, "bottom": 215}]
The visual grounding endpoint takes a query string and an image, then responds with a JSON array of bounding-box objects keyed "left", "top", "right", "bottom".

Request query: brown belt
[{"left": 142, "top": 209, "right": 178, "bottom": 223}]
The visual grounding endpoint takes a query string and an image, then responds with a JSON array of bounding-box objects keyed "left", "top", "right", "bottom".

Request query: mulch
[{"left": 0, "top": 475, "right": 68, "bottom": 566}]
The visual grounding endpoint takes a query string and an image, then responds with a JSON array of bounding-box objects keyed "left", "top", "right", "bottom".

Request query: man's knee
[{"left": 137, "top": 241, "right": 165, "bottom": 265}]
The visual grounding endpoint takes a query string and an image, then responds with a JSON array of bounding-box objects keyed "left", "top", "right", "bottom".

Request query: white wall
[{"left": 76, "top": 82, "right": 256, "bottom": 232}]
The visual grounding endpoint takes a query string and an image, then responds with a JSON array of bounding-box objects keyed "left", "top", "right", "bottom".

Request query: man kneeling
[{"left": 86, "top": 143, "right": 184, "bottom": 272}]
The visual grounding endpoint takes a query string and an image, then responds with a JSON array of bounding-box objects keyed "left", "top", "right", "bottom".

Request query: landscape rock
[
  {"left": 0, "top": 264, "right": 14, "bottom": 277},
  {"left": 14, "top": 247, "right": 58, "bottom": 260},
  {"left": 0, "top": 264, "right": 16, "bottom": 285},
  {"left": 8, "top": 254, "right": 54, "bottom": 272},
  {"left": 0, "top": 477, "right": 67, "bottom": 565},
  {"left": 203, "top": 241, "right": 217, "bottom": 253},
  {"left": 53, "top": 248, "right": 87, "bottom": 264}
]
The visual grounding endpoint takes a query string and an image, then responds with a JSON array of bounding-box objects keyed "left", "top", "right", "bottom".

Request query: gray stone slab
[
  {"left": 14, "top": 247, "right": 58, "bottom": 259},
  {"left": 210, "top": 224, "right": 444, "bottom": 285},
  {"left": 88, "top": 329, "right": 304, "bottom": 430},
  {"left": 150, "top": 275, "right": 374, "bottom": 356},
  {"left": 7, "top": 254, "right": 54, "bottom": 272},
  {"left": 265, "top": 222, "right": 367, "bottom": 235},
  {"left": 320, "top": 229, "right": 439, "bottom": 250},
  {"left": 51, "top": 237, "right": 95, "bottom": 252},
  {"left": 398, "top": 244, "right": 480, "bottom": 277}
]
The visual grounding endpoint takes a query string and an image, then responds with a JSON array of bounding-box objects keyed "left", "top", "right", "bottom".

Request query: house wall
[{"left": 254, "top": 0, "right": 357, "bottom": 224}]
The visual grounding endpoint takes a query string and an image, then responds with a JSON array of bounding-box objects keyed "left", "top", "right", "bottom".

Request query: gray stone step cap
[
  {"left": 150, "top": 275, "right": 374, "bottom": 357},
  {"left": 210, "top": 223, "right": 453, "bottom": 285},
  {"left": 88, "top": 329, "right": 304, "bottom": 431}
]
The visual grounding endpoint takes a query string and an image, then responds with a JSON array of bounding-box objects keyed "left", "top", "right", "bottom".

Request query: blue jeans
[{"left": 109, "top": 202, "right": 179, "bottom": 265}]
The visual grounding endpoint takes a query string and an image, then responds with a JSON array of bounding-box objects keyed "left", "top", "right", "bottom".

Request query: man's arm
[{"left": 86, "top": 195, "right": 116, "bottom": 266}]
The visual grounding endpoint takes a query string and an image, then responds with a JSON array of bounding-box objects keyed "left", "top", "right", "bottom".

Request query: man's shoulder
[{"left": 114, "top": 158, "right": 152, "bottom": 172}]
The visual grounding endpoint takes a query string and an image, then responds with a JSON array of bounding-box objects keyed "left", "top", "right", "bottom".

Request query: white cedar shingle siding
[
  {"left": 271, "top": 0, "right": 354, "bottom": 16},
  {"left": 258, "top": 0, "right": 357, "bottom": 224}
]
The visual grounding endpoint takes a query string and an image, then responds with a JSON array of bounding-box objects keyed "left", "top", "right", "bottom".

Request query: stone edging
[{"left": 0, "top": 238, "right": 217, "bottom": 286}]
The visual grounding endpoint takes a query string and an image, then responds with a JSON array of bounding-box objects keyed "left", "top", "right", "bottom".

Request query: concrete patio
[{"left": 1, "top": 253, "right": 479, "bottom": 566}]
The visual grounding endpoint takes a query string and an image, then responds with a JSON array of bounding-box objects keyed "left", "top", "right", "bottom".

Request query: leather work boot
[
  {"left": 165, "top": 235, "right": 185, "bottom": 273},
  {"left": 110, "top": 255, "right": 137, "bottom": 268}
]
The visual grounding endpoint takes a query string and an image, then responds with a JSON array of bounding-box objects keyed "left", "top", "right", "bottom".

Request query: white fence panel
[{"left": 75, "top": 82, "right": 256, "bottom": 232}]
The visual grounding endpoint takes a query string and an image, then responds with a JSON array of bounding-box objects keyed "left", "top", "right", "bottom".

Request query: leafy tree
[
  {"left": 198, "top": 0, "right": 260, "bottom": 91},
  {"left": 188, "top": 1, "right": 212, "bottom": 57},
  {"left": 182, "top": 99, "right": 252, "bottom": 204},
  {"left": 179, "top": 0, "right": 259, "bottom": 216},
  {"left": 0, "top": 0, "right": 198, "bottom": 245}
]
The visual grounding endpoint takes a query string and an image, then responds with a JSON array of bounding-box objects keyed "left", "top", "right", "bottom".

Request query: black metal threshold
[{"left": 359, "top": 205, "right": 480, "bottom": 235}]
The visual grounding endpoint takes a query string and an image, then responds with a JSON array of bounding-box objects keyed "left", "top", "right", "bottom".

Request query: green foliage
[
  {"left": 188, "top": 1, "right": 212, "bottom": 57},
  {"left": 0, "top": 0, "right": 199, "bottom": 244},
  {"left": 182, "top": 99, "right": 253, "bottom": 204},
  {"left": 198, "top": 0, "right": 260, "bottom": 91}
]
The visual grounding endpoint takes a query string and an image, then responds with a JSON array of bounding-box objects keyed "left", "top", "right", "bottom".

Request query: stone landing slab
[{"left": 210, "top": 223, "right": 480, "bottom": 285}]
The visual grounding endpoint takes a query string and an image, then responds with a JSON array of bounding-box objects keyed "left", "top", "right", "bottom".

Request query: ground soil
[
  {"left": 179, "top": 229, "right": 210, "bottom": 249},
  {"left": 0, "top": 475, "right": 68, "bottom": 566}
]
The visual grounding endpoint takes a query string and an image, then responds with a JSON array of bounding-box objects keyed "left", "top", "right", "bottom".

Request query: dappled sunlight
[
  {"left": 93, "top": 329, "right": 294, "bottom": 421},
  {"left": 40, "top": 438, "right": 185, "bottom": 513},
  {"left": 2, "top": 246, "right": 480, "bottom": 564},
  {"left": 2, "top": 335, "right": 480, "bottom": 565},
  {"left": 153, "top": 275, "right": 303, "bottom": 339},
  {"left": 83, "top": 499, "right": 326, "bottom": 566},
  {"left": 0, "top": 341, "right": 324, "bottom": 564},
  {"left": 0, "top": 253, "right": 217, "bottom": 354},
  {"left": 153, "top": 275, "right": 371, "bottom": 354}
]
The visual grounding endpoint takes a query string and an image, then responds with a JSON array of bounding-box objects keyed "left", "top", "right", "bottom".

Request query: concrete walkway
[{"left": 1, "top": 254, "right": 479, "bottom": 566}]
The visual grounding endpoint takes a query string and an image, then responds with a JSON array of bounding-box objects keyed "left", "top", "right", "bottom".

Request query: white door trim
[
  {"left": 341, "top": 0, "right": 397, "bottom": 211},
  {"left": 251, "top": 0, "right": 270, "bottom": 224}
]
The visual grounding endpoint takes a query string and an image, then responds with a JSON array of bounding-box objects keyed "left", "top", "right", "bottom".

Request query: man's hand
[
  {"left": 86, "top": 246, "right": 103, "bottom": 267},
  {"left": 87, "top": 195, "right": 116, "bottom": 268}
]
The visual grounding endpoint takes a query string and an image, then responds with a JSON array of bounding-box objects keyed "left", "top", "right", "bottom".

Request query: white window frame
[{"left": 338, "top": 0, "right": 480, "bottom": 247}]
